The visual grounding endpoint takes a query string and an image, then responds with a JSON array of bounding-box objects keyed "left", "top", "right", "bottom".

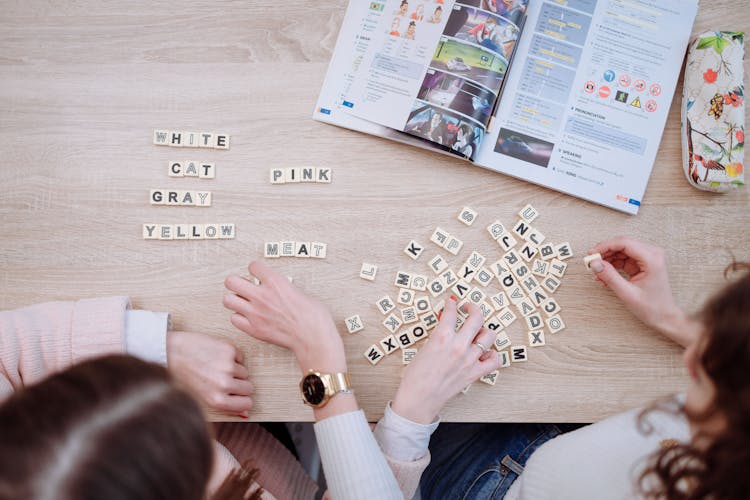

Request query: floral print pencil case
[{"left": 682, "top": 31, "right": 745, "bottom": 192}]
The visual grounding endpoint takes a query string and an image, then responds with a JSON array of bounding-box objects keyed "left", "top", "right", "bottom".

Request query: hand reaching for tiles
[
  {"left": 224, "top": 261, "right": 348, "bottom": 375},
  {"left": 166, "top": 331, "right": 254, "bottom": 417},
  {"left": 589, "top": 237, "right": 700, "bottom": 348},
  {"left": 391, "top": 299, "right": 502, "bottom": 424}
]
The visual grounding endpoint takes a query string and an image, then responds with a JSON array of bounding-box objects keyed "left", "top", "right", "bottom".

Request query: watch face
[{"left": 302, "top": 374, "right": 326, "bottom": 406}]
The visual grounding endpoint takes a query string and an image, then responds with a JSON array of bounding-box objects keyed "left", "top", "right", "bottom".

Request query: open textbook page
[
  {"left": 314, "top": 0, "right": 528, "bottom": 160},
  {"left": 474, "top": 0, "right": 698, "bottom": 214}
]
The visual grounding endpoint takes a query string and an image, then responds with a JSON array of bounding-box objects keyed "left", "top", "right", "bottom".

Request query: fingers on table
[
  {"left": 457, "top": 303, "right": 484, "bottom": 343},
  {"left": 223, "top": 293, "right": 251, "bottom": 316},
  {"left": 224, "top": 274, "right": 259, "bottom": 301}
]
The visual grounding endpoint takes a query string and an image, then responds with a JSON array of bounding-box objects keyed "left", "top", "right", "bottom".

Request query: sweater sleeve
[
  {"left": 314, "top": 410, "right": 403, "bottom": 500},
  {"left": 374, "top": 403, "right": 437, "bottom": 499},
  {"left": 0, "top": 296, "right": 130, "bottom": 402}
]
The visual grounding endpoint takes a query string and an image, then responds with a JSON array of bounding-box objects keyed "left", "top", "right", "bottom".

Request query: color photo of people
[
  {"left": 404, "top": 102, "right": 484, "bottom": 159},
  {"left": 454, "top": 0, "right": 528, "bottom": 27},
  {"left": 417, "top": 69, "right": 496, "bottom": 124},
  {"left": 443, "top": 4, "right": 521, "bottom": 60},
  {"left": 387, "top": 0, "right": 445, "bottom": 41}
]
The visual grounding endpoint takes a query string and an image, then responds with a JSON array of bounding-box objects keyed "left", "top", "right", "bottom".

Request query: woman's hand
[
  {"left": 223, "top": 261, "right": 347, "bottom": 375},
  {"left": 391, "top": 299, "right": 502, "bottom": 424},
  {"left": 589, "top": 237, "right": 701, "bottom": 347},
  {"left": 166, "top": 331, "right": 254, "bottom": 417}
]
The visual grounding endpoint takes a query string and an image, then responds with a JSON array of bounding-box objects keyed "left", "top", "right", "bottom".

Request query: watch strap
[{"left": 329, "top": 372, "right": 353, "bottom": 394}]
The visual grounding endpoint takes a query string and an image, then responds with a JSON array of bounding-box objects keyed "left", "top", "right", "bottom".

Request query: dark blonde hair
[
  {"left": 640, "top": 263, "right": 750, "bottom": 499},
  {"left": 0, "top": 355, "right": 213, "bottom": 500}
]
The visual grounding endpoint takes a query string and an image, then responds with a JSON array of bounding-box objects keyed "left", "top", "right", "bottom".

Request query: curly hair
[{"left": 639, "top": 263, "right": 750, "bottom": 499}]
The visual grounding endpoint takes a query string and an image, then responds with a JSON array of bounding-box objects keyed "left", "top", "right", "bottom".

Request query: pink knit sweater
[{"left": 0, "top": 297, "right": 317, "bottom": 500}]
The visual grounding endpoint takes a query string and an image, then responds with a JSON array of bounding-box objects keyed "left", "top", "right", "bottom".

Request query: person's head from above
[
  {"left": 642, "top": 263, "right": 750, "bottom": 498},
  {"left": 457, "top": 124, "right": 471, "bottom": 142},
  {"left": 0, "top": 355, "right": 258, "bottom": 500},
  {"left": 399, "top": 0, "right": 408, "bottom": 14},
  {"left": 407, "top": 21, "right": 416, "bottom": 35},
  {"left": 430, "top": 112, "right": 443, "bottom": 128},
  {"left": 432, "top": 6, "right": 442, "bottom": 21}
]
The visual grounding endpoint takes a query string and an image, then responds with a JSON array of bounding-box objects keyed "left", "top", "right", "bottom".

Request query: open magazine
[{"left": 314, "top": 0, "right": 698, "bottom": 214}]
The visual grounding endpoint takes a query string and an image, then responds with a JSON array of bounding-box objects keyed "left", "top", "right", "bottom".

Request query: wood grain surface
[{"left": 0, "top": 1, "right": 748, "bottom": 422}]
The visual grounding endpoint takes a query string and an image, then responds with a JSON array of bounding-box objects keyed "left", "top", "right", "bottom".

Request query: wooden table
[{"left": 1, "top": 1, "right": 748, "bottom": 422}]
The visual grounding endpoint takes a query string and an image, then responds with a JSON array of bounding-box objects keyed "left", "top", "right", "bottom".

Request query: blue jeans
[{"left": 420, "top": 423, "right": 576, "bottom": 499}]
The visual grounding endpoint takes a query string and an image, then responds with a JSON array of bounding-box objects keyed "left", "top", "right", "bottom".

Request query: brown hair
[
  {"left": 0, "top": 355, "right": 213, "bottom": 500},
  {"left": 640, "top": 263, "right": 750, "bottom": 499}
]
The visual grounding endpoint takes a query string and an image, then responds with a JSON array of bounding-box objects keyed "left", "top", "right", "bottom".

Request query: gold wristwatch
[{"left": 300, "top": 370, "right": 352, "bottom": 408}]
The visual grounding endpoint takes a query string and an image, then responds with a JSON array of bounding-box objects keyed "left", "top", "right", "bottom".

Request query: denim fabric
[{"left": 419, "top": 423, "right": 572, "bottom": 499}]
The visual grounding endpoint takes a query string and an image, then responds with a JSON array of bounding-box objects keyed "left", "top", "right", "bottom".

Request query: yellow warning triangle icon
[{"left": 630, "top": 96, "right": 642, "bottom": 108}]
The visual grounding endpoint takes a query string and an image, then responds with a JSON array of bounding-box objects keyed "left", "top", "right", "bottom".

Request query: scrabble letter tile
[
  {"left": 528, "top": 330, "right": 546, "bottom": 346},
  {"left": 360, "top": 262, "right": 378, "bottom": 281},
  {"left": 404, "top": 240, "right": 425, "bottom": 260},
  {"left": 364, "top": 344, "right": 385, "bottom": 365},
  {"left": 519, "top": 204, "right": 539, "bottom": 223},
  {"left": 153, "top": 129, "right": 169, "bottom": 146},
  {"left": 376, "top": 295, "right": 396, "bottom": 315},
  {"left": 142, "top": 224, "right": 158, "bottom": 239},
  {"left": 380, "top": 335, "right": 399, "bottom": 355},
  {"left": 511, "top": 345, "right": 528, "bottom": 362},
  {"left": 345, "top": 314, "right": 364, "bottom": 334},
  {"left": 584, "top": 252, "right": 602, "bottom": 271},
  {"left": 270, "top": 168, "right": 286, "bottom": 184},
  {"left": 547, "top": 314, "right": 566, "bottom": 334},
  {"left": 458, "top": 206, "right": 478, "bottom": 226}
]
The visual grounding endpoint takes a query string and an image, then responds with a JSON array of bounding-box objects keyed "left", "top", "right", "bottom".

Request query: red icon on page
[
  {"left": 584, "top": 81, "right": 596, "bottom": 93},
  {"left": 649, "top": 83, "right": 662, "bottom": 96},
  {"left": 599, "top": 86, "right": 611, "bottom": 98},
  {"left": 633, "top": 79, "right": 646, "bottom": 92}
]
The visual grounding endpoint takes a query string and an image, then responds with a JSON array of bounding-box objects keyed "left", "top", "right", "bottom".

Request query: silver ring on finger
[{"left": 474, "top": 341, "right": 490, "bottom": 354}]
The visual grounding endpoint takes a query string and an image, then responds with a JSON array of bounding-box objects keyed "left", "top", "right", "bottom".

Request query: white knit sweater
[{"left": 505, "top": 401, "right": 691, "bottom": 500}]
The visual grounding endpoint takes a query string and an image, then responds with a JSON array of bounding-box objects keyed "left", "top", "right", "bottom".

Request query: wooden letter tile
[
  {"left": 497, "top": 308, "right": 517, "bottom": 327},
  {"left": 583, "top": 252, "right": 602, "bottom": 271},
  {"left": 549, "top": 259, "right": 568, "bottom": 278},
  {"left": 480, "top": 370, "right": 499, "bottom": 386},
  {"left": 404, "top": 239, "right": 425, "bottom": 260},
  {"left": 270, "top": 168, "right": 286, "bottom": 184},
  {"left": 402, "top": 348, "right": 418, "bottom": 365},
  {"left": 474, "top": 267, "right": 494, "bottom": 287},
  {"left": 467, "top": 250, "right": 486, "bottom": 269},
  {"left": 199, "top": 163, "right": 216, "bottom": 179},
  {"left": 498, "top": 233, "right": 518, "bottom": 252},
  {"left": 394, "top": 271, "right": 412, "bottom": 288},
  {"left": 159, "top": 224, "right": 174, "bottom": 240},
  {"left": 518, "top": 204, "right": 539, "bottom": 223},
  {"left": 532, "top": 259, "right": 549, "bottom": 277},
  {"left": 539, "top": 244, "right": 557, "bottom": 260},
  {"left": 519, "top": 243, "right": 538, "bottom": 262},
  {"left": 428, "top": 254, "right": 449, "bottom": 274},
  {"left": 364, "top": 344, "right": 385, "bottom": 365},
  {"left": 401, "top": 306, "right": 419, "bottom": 324},
  {"left": 379, "top": 335, "right": 399, "bottom": 355},
  {"left": 398, "top": 288, "right": 415, "bottom": 306},
  {"left": 295, "top": 242, "right": 310, "bottom": 258},
  {"left": 430, "top": 227, "right": 450, "bottom": 248},
  {"left": 414, "top": 296, "right": 431, "bottom": 314},
  {"left": 547, "top": 314, "right": 566, "bottom": 334},
  {"left": 468, "top": 287, "right": 486, "bottom": 304},
  {"left": 493, "top": 332, "right": 510, "bottom": 352},
  {"left": 316, "top": 167, "right": 332, "bottom": 183},
  {"left": 516, "top": 297, "right": 536, "bottom": 317},
  {"left": 528, "top": 330, "right": 546, "bottom": 347},
  {"left": 541, "top": 298, "right": 561, "bottom": 317},
  {"left": 345, "top": 314, "right": 364, "bottom": 334},
  {"left": 511, "top": 345, "right": 528, "bottom": 363},
  {"left": 310, "top": 242, "right": 327, "bottom": 259},
  {"left": 541, "top": 276, "right": 562, "bottom": 294},
  {"left": 427, "top": 278, "right": 445, "bottom": 298},
  {"left": 153, "top": 129, "right": 170, "bottom": 146},
  {"left": 458, "top": 206, "right": 478, "bottom": 226},
  {"left": 376, "top": 295, "right": 396, "bottom": 315},
  {"left": 142, "top": 224, "right": 159, "bottom": 240},
  {"left": 410, "top": 274, "right": 428, "bottom": 292},
  {"left": 174, "top": 224, "right": 189, "bottom": 240},
  {"left": 555, "top": 242, "right": 573, "bottom": 260},
  {"left": 499, "top": 350, "right": 511, "bottom": 367},
  {"left": 512, "top": 220, "right": 532, "bottom": 240},
  {"left": 280, "top": 241, "right": 295, "bottom": 257},
  {"left": 486, "top": 220, "right": 506, "bottom": 240},
  {"left": 525, "top": 312, "right": 543, "bottom": 330},
  {"left": 445, "top": 236, "right": 463, "bottom": 256},
  {"left": 360, "top": 262, "right": 378, "bottom": 281},
  {"left": 213, "top": 133, "right": 230, "bottom": 150},
  {"left": 382, "top": 313, "right": 403, "bottom": 334},
  {"left": 168, "top": 161, "right": 183, "bottom": 177}
]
